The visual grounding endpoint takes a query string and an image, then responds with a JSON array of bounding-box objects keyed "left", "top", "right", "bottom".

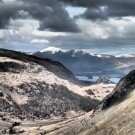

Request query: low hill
[{"left": 0, "top": 49, "right": 100, "bottom": 122}]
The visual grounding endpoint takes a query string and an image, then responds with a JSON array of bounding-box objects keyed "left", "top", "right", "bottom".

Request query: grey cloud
[
  {"left": 60, "top": 0, "right": 135, "bottom": 20},
  {"left": 0, "top": 0, "right": 80, "bottom": 32},
  {"left": 83, "top": 0, "right": 135, "bottom": 20},
  {"left": 59, "top": 0, "right": 105, "bottom": 8},
  {"left": 80, "top": 7, "right": 108, "bottom": 20},
  {"left": 0, "top": 1, "right": 22, "bottom": 28},
  {"left": 22, "top": 0, "right": 80, "bottom": 32},
  {"left": 107, "top": 0, "right": 135, "bottom": 17}
]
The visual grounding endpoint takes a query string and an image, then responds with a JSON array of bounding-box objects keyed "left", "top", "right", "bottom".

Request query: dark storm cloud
[
  {"left": 22, "top": 0, "right": 80, "bottom": 32},
  {"left": 60, "top": 0, "right": 135, "bottom": 20},
  {"left": 80, "top": 7, "right": 108, "bottom": 20},
  {"left": 0, "top": 0, "right": 80, "bottom": 32},
  {"left": 59, "top": 0, "right": 105, "bottom": 7},
  {"left": 0, "top": 1, "right": 22, "bottom": 28},
  {"left": 107, "top": 0, "right": 135, "bottom": 17},
  {"left": 0, "top": 0, "right": 135, "bottom": 32}
]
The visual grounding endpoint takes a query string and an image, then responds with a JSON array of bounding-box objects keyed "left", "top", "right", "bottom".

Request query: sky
[{"left": 0, "top": 0, "right": 135, "bottom": 55}]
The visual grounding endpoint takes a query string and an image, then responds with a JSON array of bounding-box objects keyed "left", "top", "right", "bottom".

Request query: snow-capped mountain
[
  {"left": 40, "top": 47, "right": 63, "bottom": 54},
  {"left": 116, "top": 54, "right": 135, "bottom": 58},
  {"left": 32, "top": 47, "right": 135, "bottom": 76}
]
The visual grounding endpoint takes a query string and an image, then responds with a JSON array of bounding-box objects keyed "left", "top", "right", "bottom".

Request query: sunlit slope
[
  {"left": 44, "top": 70, "right": 135, "bottom": 135},
  {"left": 81, "top": 70, "right": 135, "bottom": 135}
]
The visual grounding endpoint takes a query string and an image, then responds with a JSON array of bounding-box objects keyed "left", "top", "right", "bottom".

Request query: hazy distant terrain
[{"left": 32, "top": 47, "right": 135, "bottom": 78}]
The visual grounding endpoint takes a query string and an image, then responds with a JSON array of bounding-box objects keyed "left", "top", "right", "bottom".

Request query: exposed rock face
[
  {"left": 0, "top": 49, "right": 100, "bottom": 120},
  {"left": 100, "top": 70, "right": 135, "bottom": 109}
]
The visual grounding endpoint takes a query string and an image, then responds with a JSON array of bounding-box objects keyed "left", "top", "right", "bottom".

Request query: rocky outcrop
[{"left": 95, "top": 77, "right": 113, "bottom": 84}]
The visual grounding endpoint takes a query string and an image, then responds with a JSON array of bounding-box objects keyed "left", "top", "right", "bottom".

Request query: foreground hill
[
  {"left": 32, "top": 47, "right": 135, "bottom": 76},
  {"left": 81, "top": 69, "right": 135, "bottom": 135},
  {"left": 0, "top": 49, "right": 117, "bottom": 135},
  {"left": 42, "top": 69, "right": 135, "bottom": 135},
  {"left": 0, "top": 49, "right": 101, "bottom": 121},
  {"left": 5, "top": 69, "right": 135, "bottom": 135},
  {"left": 0, "top": 49, "right": 116, "bottom": 125}
]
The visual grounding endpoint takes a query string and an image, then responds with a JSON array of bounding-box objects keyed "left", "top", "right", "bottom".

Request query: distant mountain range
[{"left": 32, "top": 47, "right": 135, "bottom": 77}]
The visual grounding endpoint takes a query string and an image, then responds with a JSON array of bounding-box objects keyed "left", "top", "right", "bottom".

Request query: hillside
[
  {"left": 0, "top": 49, "right": 102, "bottom": 121},
  {"left": 0, "top": 49, "right": 117, "bottom": 135},
  {"left": 81, "top": 69, "right": 135, "bottom": 135},
  {"left": 41, "top": 69, "right": 135, "bottom": 135}
]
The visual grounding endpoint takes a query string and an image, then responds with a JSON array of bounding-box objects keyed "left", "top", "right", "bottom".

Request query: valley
[
  {"left": 0, "top": 49, "right": 134, "bottom": 135},
  {"left": 12, "top": 69, "right": 135, "bottom": 135},
  {"left": 0, "top": 0, "right": 135, "bottom": 134}
]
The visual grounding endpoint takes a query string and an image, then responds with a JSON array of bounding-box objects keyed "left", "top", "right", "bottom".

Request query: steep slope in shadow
[{"left": 100, "top": 70, "right": 135, "bottom": 109}]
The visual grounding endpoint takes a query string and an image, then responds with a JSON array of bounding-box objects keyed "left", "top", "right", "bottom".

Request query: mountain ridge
[{"left": 32, "top": 47, "right": 135, "bottom": 77}]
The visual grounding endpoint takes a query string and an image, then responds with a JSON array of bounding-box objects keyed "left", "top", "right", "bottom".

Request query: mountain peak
[{"left": 40, "top": 47, "right": 62, "bottom": 53}]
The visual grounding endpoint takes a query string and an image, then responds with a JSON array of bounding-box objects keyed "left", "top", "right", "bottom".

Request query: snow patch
[
  {"left": 116, "top": 54, "right": 135, "bottom": 58},
  {"left": 40, "top": 47, "right": 62, "bottom": 54}
]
